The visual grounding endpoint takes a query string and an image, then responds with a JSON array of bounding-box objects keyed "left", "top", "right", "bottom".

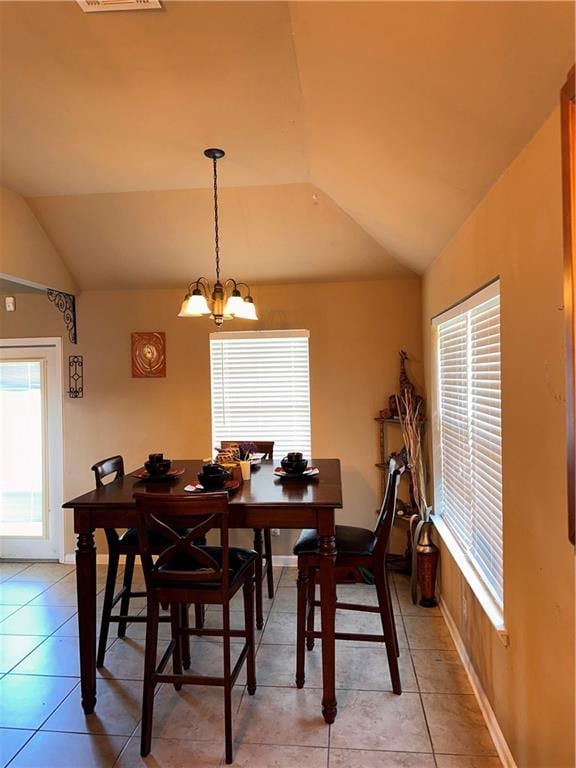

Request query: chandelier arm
[
  {"left": 192, "top": 277, "right": 212, "bottom": 295},
  {"left": 223, "top": 278, "right": 238, "bottom": 293},
  {"left": 233, "top": 281, "right": 250, "bottom": 295}
]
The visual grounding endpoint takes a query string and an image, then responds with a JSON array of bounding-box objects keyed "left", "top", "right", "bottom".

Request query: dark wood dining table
[{"left": 63, "top": 458, "right": 343, "bottom": 724}]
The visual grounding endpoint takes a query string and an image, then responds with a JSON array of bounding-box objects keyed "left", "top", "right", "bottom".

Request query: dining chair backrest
[
  {"left": 134, "top": 493, "right": 231, "bottom": 593},
  {"left": 91, "top": 455, "right": 125, "bottom": 488},
  {"left": 372, "top": 459, "right": 405, "bottom": 560},
  {"left": 221, "top": 440, "right": 274, "bottom": 460}
]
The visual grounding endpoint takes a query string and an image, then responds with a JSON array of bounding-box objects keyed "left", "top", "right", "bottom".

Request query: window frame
[
  {"left": 209, "top": 329, "right": 311, "bottom": 462},
  {"left": 430, "top": 280, "right": 507, "bottom": 638}
]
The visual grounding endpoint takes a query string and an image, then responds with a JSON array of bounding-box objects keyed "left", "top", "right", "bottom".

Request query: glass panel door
[
  {"left": 0, "top": 340, "right": 63, "bottom": 560},
  {"left": 0, "top": 360, "right": 46, "bottom": 538}
]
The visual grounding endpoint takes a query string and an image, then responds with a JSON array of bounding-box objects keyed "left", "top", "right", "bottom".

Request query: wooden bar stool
[
  {"left": 92, "top": 456, "right": 156, "bottom": 668},
  {"left": 135, "top": 492, "right": 257, "bottom": 765},
  {"left": 293, "top": 460, "right": 404, "bottom": 693},
  {"left": 220, "top": 440, "right": 275, "bottom": 629},
  {"left": 92, "top": 456, "right": 200, "bottom": 668}
]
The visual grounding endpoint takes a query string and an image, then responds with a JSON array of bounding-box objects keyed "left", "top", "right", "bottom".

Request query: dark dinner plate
[
  {"left": 273, "top": 466, "right": 320, "bottom": 479},
  {"left": 133, "top": 468, "right": 185, "bottom": 481}
]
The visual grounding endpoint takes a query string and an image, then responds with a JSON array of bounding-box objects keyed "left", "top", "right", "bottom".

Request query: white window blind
[
  {"left": 433, "top": 282, "right": 503, "bottom": 605},
  {"left": 210, "top": 330, "right": 311, "bottom": 461}
]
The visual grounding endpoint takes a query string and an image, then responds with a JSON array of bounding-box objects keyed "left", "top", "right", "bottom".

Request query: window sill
[{"left": 431, "top": 515, "right": 509, "bottom": 647}]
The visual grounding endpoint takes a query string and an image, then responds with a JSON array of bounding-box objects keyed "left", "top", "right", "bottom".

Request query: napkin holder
[{"left": 219, "top": 461, "right": 243, "bottom": 485}]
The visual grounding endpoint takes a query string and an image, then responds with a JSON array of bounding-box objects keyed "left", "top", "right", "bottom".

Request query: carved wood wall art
[{"left": 131, "top": 332, "right": 166, "bottom": 378}]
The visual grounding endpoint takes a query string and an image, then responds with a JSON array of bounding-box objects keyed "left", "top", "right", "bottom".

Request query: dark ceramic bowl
[
  {"left": 198, "top": 470, "right": 229, "bottom": 490},
  {"left": 144, "top": 458, "right": 172, "bottom": 476},
  {"left": 281, "top": 456, "right": 308, "bottom": 475},
  {"left": 202, "top": 462, "right": 229, "bottom": 476}
]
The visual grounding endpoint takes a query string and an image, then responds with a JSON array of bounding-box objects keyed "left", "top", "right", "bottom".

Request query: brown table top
[{"left": 63, "top": 458, "right": 343, "bottom": 510}]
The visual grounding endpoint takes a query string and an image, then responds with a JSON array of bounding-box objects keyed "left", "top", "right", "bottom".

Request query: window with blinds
[
  {"left": 210, "top": 330, "right": 311, "bottom": 461},
  {"left": 432, "top": 281, "right": 503, "bottom": 605}
]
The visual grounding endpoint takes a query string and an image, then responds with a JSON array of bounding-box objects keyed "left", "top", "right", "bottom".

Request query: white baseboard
[
  {"left": 439, "top": 596, "right": 517, "bottom": 768},
  {"left": 63, "top": 553, "right": 113, "bottom": 565},
  {"left": 273, "top": 555, "right": 297, "bottom": 567},
  {"left": 64, "top": 553, "right": 299, "bottom": 567}
]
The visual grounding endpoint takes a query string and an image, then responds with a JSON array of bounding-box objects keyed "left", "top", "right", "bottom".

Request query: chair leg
[
  {"left": 296, "top": 567, "right": 308, "bottom": 688},
  {"left": 263, "top": 528, "right": 274, "bottom": 598},
  {"left": 118, "top": 551, "right": 136, "bottom": 638},
  {"left": 194, "top": 603, "right": 205, "bottom": 629},
  {"left": 375, "top": 570, "right": 402, "bottom": 695},
  {"left": 243, "top": 576, "right": 256, "bottom": 695},
  {"left": 170, "top": 603, "right": 183, "bottom": 691},
  {"left": 96, "top": 548, "right": 120, "bottom": 668},
  {"left": 306, "top": 568, "right": 316, "bottom": 651},
  {"left": 385, "top": 569, "right": 400, "bottom": 657},
  {"left": 140, "top": 598, "right": 159, "bottom": 757},
  {"left": 222, "top": 601, "right": 233, "bottom": 764},
  {"left": 181, "top": 604, "right": 191, "bottom": 670},
  {"left": 253, "top": 528, "right": 264, "bottom": 630}
]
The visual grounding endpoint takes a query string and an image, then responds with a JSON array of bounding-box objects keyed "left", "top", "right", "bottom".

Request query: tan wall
[
  {"left": 423, "top": 107, "right": 574, "bottom": 767},
  {"left": 0, "top": 277, "right": 422, "bottom": 556},
  {"left": 0, "top": 186, "right": 77, "bottom": 293}
]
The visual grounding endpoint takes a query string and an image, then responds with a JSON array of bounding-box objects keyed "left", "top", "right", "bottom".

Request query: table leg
[
  {"left": 76, "top": 530, "right": 97, "bottom": 714},
  {"left": 318, "top": 515, "right": 337, "bottom": 724}
]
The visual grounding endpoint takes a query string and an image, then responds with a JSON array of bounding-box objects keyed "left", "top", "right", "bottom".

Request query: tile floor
[{"left": 0, "top": 561, "right": 503, "bottom": 767}]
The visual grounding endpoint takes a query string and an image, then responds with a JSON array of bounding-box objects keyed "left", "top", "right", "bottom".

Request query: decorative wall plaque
[
  {"left": 68, "top": 355, "right": 84, "bottom": 398},
  {"left": 131, "top": 332, "right": 166, "bottom": 378}
]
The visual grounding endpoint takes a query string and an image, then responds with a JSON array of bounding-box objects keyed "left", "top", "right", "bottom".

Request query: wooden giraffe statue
[{"left": 399, "top": 350, "right": 416, "bottom": 397}]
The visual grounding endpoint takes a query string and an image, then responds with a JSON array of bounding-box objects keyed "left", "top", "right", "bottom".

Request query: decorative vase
[{"left": 416, "top": 522, "right": 439, "bottom": 608}]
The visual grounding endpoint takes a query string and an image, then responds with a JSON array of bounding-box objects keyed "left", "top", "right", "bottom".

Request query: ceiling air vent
[{"left": 76, "top": 0, "right": 161, "bottom": 12}]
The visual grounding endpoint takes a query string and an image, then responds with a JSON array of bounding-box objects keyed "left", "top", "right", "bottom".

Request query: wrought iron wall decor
[
  {"left": 47, "top": 289, "right": 77, "bottom": 343},
  {"left": 68, "top": 355, "right": 84, "bottom": 398}
]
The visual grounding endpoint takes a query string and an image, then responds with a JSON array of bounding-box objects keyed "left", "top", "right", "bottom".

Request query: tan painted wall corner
[
  {"left": 423, "top": 106, "right": 574, "bottom": 767},
  {"left": 0, "top": 186, "right": 77, "bottom": 294},
  {"left": 1, "top": 276, "right": 422, "bottom": 558}
]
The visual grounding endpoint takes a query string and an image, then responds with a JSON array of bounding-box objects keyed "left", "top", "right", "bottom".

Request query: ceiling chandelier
[{"left": 178, "top": 148, "right": 258, "bottom": 326}]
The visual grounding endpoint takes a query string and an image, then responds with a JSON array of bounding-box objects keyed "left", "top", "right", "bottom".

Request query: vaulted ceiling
[{"left": 0, "top": 1, "right": 573, "bottom": 288}]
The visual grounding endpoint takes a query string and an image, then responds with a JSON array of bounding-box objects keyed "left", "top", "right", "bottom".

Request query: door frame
[
  {"left": 0, "top": 337, "right": 64, "bottom": 561},
  {"left": 561, "top": 67, "right": 575, "bottom": 544}
]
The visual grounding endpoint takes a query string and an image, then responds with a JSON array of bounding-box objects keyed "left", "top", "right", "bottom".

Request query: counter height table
[{"left": 63, "top": 458, "right": 343, "bottom": 724}]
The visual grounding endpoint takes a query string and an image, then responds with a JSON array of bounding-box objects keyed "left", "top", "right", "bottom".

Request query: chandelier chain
[
  {"left": 212, "top": 155, "right": 220, "bottom": 283},
  {"left": 178, "top": 148, "right": 257, "bottom": 324}
]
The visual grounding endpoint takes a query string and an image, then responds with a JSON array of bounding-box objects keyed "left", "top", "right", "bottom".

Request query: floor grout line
[
  {"left": 0, "top": 564, "right": 503, "bottom": 766},
  {"left": 392, "top": 573, "right": 440, "bottom": 767}
]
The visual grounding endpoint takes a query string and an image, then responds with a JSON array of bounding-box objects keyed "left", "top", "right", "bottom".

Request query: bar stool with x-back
[
  {"left": 135, "top": 492, "right": 257, "bottom": 764},
  {"left": 293, "top": 459, "right": 404, "bottom": 693}
]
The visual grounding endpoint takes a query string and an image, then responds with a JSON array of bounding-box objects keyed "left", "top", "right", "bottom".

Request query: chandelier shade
[
  {"left": 178, "top": 288, "right": 211, "bottom": 317},
  {"left": 178, "top": 148, "right": 258, "bottom": 327}
]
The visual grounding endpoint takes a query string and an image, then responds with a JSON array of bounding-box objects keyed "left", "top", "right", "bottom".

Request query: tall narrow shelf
[{"left": 375, "top": 415, "right": 426, "bottom": 573}]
